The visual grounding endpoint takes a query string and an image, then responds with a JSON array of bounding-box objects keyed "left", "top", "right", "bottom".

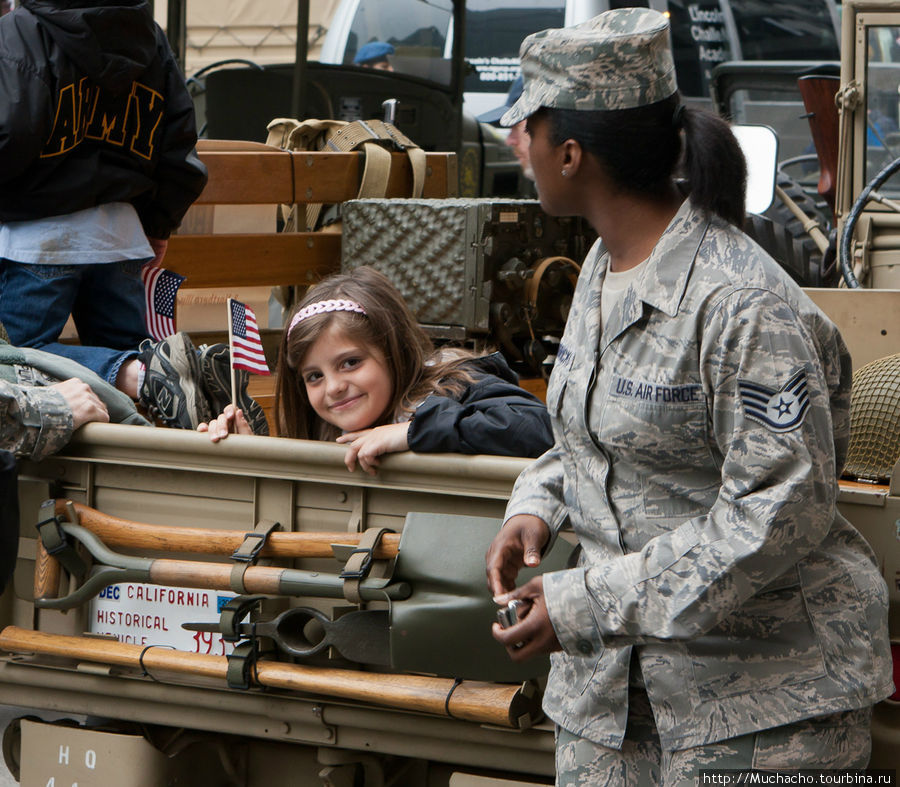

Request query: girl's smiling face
[{"left": 300, "top": 322, "right": 394, "bottom": 433}]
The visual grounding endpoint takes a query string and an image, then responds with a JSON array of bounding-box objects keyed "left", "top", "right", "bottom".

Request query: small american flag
[
  {"left": 141, "top": 265, "right": 185, "bottom": 341},
  {"left": 229, "top": 299, "right": 270, "bottom": 375}
]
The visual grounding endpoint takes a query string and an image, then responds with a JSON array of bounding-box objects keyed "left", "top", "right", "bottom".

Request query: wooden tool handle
[
  {"left": 256, "top": 661, "right": 534, "bottom": 728},
  {"left": 0, "top": 626, "right": 539, "bottom": 728},
  {"left": 797, "top": 75, "right": 840, "bottom": 217},
  {"left": 32, "top": 539, "right": 61, "bottom": 600},
  {"left": 55, "top": 500, "right": 401, "bottom": 558},
  {"left": 148, "top": 560, "right": 285, "bottom": 595},
  {"left": 0, "top": 625, "right": 224, "bottom": 678}
]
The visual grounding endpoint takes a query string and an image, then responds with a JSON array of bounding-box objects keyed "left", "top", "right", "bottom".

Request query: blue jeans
[{"left": 0, "top": 260, "right": 150, "bottom": 385}]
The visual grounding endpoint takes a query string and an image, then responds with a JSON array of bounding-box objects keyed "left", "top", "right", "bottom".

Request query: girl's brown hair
[{"left": 274, "top": 266, "right": 477, "bottom": 440}]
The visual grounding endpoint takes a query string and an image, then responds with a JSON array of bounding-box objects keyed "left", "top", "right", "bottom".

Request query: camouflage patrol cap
[{"left": 501, "top": 7, "right": 677, "bottom": 127}]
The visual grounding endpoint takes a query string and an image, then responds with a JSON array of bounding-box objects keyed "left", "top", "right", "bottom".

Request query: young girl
[{"left": 199, "top": 266, "right": 553, "bottom": 473}]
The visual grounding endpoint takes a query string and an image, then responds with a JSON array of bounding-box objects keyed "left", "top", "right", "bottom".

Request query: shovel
[
  {"left": 35, "top": 507, "right": 574, "bottom": 683},
  {"left": 194, "top": 512, "right": 574, "bottom": 683},
  {"left": 33, "top": 523, "right": 410, "bottom": 609},
  {"left": 184, "top": 605, "right": 391, "bottom": 666}
]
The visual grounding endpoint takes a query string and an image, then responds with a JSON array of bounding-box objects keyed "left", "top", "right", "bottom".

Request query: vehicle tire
[
  {"left": 1, "top": 715, "right": 41, "bottom": 781},
  {"left": 767, "top": 171, "right": 831, "bottom": 233},
  {"left": 744, "top": 213, "right": 831, "bottom": 287},
  {"left": 764, "top": 172, "right": 830, "bottom": 273}
]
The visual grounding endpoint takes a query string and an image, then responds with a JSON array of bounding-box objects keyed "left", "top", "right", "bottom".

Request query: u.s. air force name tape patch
[{"left": 738, "top": 368, "right": 810, "bottom": 432}]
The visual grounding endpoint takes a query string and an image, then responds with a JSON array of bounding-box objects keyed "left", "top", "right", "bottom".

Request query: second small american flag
[{"left": 142, "top": 266, "right": 185, "bottom": 341}]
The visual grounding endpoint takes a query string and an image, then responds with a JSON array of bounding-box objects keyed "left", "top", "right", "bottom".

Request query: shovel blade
[{"left": 391, "top": 513, "right": 575, "bottom": 682}]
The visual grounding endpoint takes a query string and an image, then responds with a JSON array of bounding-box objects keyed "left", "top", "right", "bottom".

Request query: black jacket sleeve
[
  {"left": 406, "top": 373, "right": 553, "bottom": 458},
  {"left": 131, "top": 27, "right": 207, "bottom": 239},
  {"left": 0, "top": 16, "right": 54, "bottom": 184}
]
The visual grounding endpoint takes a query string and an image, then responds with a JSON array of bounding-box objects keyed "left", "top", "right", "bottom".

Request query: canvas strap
[
  {"left": 229, "top": 519, "right": 281, "bottom": 594},
  {"left": 265, "top": 116, "right": 425, "bottom": 233},
  {"left": 340, "top": 526, "right": 394, "bottom": 605}
]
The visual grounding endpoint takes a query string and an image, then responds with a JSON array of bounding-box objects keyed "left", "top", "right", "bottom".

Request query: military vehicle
[
  {"left": 711, "top": 0, "right": 900, "bottom": 290},
  {"left": 0, "top": 1, "right": 898, "bottom": 785},
  {"left": 186, "top": 0, "right": 842, "bottom": 201}
]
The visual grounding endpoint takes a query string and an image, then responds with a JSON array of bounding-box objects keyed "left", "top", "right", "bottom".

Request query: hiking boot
[
  {"left": 138, "top": 333, "right": 211, "bottom": 429},
  {"left": 198, "top": 343, "right": 269, "bottom": 435}
]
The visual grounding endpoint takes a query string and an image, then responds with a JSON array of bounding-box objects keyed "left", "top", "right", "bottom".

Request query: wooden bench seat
[{"left": 168, "top": 145, "right": 457, "bottom": 287}]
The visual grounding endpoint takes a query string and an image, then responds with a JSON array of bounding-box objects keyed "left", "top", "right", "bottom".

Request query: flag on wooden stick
[
  {"left": 228, "top": 299, "right": 271, "bottom": 376},
  {"left": 141, "top": 266, "right": 185, "bottom": 341}
]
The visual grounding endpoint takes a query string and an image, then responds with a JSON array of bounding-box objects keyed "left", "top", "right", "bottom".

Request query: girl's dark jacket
[
  {"left": 407, "top": 352, "right": 553, "bottom": 459},
  {"left": 0, "top": 0, "right": 206, "bottom": 239}
]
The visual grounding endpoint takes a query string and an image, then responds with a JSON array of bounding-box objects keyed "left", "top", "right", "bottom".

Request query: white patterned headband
[{"left": 288, "top": 299, "right": 367, "bottom": 335}]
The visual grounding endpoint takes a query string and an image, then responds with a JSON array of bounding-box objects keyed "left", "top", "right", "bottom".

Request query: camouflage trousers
[{"left": 555, "top": 685, "right": 872, "bottom": 786}]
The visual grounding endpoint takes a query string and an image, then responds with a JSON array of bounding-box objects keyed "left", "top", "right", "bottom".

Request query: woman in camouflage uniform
[{"left": 486, "top": 9, "right": 892, "bottom": 785}]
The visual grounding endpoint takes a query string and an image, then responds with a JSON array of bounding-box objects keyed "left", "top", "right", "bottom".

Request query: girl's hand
[
  {"left": 485, "top": 514, "right": 551, "bottom": 599},
  {"left": 491, "top": 576, "right": 561, "bottom": 662},
  {"left": 337, "top": 421, "right": 411, "bottom": 475},
  {"left": 197, "top": 404, "right": 252, "bottom": 442}
]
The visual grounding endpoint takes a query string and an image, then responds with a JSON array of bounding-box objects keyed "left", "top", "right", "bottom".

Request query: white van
[{"left": 321, "top": 0, "right": 571, "bottom": 118}]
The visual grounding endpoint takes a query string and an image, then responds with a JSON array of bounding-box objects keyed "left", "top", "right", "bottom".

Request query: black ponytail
[
  {"left": 679, "top": 106, "right": 746, "bottom": 227},
  {"left": 543, "top": 97, "right": 747, "bottom": 228}
]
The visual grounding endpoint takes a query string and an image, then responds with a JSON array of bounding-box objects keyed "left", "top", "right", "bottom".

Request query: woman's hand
[
  {"left": 337, "top": 422, "right": 410, "bottom": 474},
  {"left": 54, "top": 378, "right": 109, "bottom": 429},
  {"left": 197, "top": 404, "right": 252, "bottom": 442},
  {"left": 485, "top": 513, "right": 551, "bottom": 598},
  {"left": 491, "top": 576, "right": 561, "bottom": 661}
]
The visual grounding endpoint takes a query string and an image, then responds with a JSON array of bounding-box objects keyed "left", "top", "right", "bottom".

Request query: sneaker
[
  {"left": 198, "top": 343, "right": 269, "bottom": 435},
  {"left": 138, "top": 333, "right": 211, "bottom": 429}
]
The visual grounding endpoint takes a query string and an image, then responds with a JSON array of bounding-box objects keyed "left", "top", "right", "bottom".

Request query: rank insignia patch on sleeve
[{"left": 738, "top": 369, "right": 810, "bottom": 432}]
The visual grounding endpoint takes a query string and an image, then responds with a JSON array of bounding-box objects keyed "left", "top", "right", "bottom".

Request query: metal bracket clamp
[
  {"left": 226, "top": 640, "right": 258, "bottom": 690},
  {"left": 217, "top": 595, "right": 266, "bottom": 643},
  {"left": 230, "top": 519, "right": 281, "bottom": 594},
  {"left": 35, "top": 515, "right": 87, "bottom": 580},
  {"left": 340, "top": 527, "right": 394, "bottom": 604}
]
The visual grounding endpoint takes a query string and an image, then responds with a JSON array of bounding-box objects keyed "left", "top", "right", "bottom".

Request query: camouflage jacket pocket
[{"left": 684, "top": 569, "right": 826, "bottom": 700}]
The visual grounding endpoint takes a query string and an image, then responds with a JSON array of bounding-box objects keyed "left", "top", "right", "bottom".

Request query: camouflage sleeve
[
  {"left": 544, "top": 287, "right": 845, "bottom": 654},
  {"left": 503, "top": 443, "right": 569, "bottom": 538},
  {"left": 0, "top": 381, "right": 74, "bottom": 460}
]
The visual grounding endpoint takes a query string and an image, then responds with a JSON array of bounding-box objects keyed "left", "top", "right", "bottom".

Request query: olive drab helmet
[{"left": 844, "top": 353, "right": 900, "bottom": 482}]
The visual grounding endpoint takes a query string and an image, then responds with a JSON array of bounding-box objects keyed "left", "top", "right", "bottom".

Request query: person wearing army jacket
[
  {"left": 0, "top": 0, "right": 212, "bottom": 430},
  {"left": 486, "top": 10, "right": 892, "bottom": 784}
]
